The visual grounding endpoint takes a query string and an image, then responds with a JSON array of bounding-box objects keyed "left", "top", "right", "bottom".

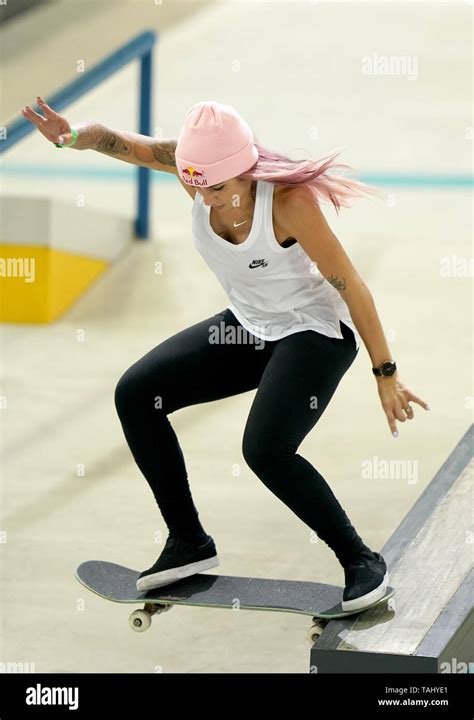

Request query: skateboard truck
[
  {"left": 129, "top": 602, "right": 173, "bottom": 632},
  {"left": 307, "top": 596, "right": 396, "bottom": 644}
]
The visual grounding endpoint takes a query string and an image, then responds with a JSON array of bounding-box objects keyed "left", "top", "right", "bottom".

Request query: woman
[{"left": 23, "top": 97, "right": 429, "bottom": 612}]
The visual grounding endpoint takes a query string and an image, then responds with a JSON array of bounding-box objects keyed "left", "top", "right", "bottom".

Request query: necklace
[{"left": 232, "top": 182, "right": 256, "bottom": 227}]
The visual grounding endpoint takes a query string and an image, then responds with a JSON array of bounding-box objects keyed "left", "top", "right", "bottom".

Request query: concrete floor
[{"left": 1, "top": 1, "right": 472, "bottom": 673}]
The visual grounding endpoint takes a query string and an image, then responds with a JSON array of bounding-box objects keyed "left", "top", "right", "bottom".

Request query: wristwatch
[{"left": 372, "top": 360, "right": 397, "bottom": 377}]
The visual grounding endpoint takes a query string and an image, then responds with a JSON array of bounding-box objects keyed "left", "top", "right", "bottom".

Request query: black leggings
[{"left": 114, "top": 308, "right": 368, "bottom": 567}]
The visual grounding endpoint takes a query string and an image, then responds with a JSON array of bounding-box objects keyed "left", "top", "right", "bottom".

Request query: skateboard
[{"left": 75, "top": 560, "right": 396, "bottom": 643}]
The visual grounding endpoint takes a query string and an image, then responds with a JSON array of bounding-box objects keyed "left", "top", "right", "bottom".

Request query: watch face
[{"left": 382, "top": 362, "right": 396, "bottom": 376}]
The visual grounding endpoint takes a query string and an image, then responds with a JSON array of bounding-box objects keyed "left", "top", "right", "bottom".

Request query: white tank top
[{"left": 191, "top": 179, "right": 361, "bottom": 349}]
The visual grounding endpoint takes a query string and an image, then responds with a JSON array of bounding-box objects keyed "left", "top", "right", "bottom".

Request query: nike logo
[
  {"left": 249, "top": 259, "right": 268, "bottom": 269},
  {"left": 233, "top": 220, "right": 248, "bottom": 227}
]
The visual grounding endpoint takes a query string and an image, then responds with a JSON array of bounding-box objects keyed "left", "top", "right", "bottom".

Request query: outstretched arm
[
  {"left": 22, "top": 95, "right": 178, "bottom": 173},
  {"left": 81, "top": 124, "right": 178, "bottom": 173}
]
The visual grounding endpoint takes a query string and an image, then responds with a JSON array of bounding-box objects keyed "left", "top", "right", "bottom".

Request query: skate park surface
[{"left": 1, "top": 1, "right": 472, "bottom": 672}]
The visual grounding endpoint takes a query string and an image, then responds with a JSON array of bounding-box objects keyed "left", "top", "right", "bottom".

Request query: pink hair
[{"left": 239, "top": 141, "right": 385, "bottom": 214}]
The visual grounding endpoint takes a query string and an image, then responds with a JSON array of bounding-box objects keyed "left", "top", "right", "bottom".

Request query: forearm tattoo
[
  {"left": 95, "top": 127, "right": 177, "bottom": 168},
  {"left": 96, "top": 131, "right": 132, "bottom": 156}
]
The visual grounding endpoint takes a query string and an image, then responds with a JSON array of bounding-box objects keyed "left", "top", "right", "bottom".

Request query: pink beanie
[{"left": 175, "top": 101, "right": 258, "bottom": 187}]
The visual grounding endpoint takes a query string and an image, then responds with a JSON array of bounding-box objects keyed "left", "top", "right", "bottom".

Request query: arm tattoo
[
  {"left": 152, "top": 140, "right": 177, "bottom": 167},
  {"left": 327, "top": 274, "right": 347, "bottom": 292},
  {"left": 96, "top": 131, "right": 132, "bottom": 157},
  {"left": 95, "top": 128, "right": 177, "bottom": 168}
]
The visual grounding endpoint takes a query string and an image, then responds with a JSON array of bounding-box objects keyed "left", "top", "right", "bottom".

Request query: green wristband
[{"left": 55, "top": 127, "right": 77, "bottom": 148}]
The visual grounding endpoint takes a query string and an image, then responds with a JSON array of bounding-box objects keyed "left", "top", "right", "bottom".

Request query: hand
[
  {"left": 377, "top": 375, "right": 430, "bottom": 437},
  {"left": 21, "top": 96, "right": 74, "bottom": 146}
]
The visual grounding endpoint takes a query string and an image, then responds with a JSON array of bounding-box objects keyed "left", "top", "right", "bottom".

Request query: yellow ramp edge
[{"left": 0, "top": 244, "right": 109, "bottom": 323}]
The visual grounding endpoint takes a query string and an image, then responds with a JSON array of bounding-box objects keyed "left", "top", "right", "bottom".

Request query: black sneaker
[
  {"left": 136, "top": 534, "right": 219, "bottom": 592},
  {"left": 342, "top": 548, "right": 389, "bottom": 612}
]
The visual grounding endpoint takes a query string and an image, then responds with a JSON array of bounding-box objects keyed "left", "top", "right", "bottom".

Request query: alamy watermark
[
  {"left": 26, "top": 683, "right": 79, "bottom": 710},
  {"left": 0, "top": 256, "right": 35, "bottom": 283},
  {"left": 440, "top": 255, "right": 473, "bottom": 278},
  {"left": 361, "top": 455, "right": 419, "bottom": 485},
  {"left": 362, "top": 52, "right": 418, "bottom": 80},
  {"left": 0, "top": 661, "right": 36, "bottom": 673},
  {"left": 208, "top": 320, "right": 266, "bottom": 350}
]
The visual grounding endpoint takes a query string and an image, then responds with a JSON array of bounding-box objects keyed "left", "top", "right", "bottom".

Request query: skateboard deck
[{"left": 75, "top": 561, "right": 395, "bottom": 634}]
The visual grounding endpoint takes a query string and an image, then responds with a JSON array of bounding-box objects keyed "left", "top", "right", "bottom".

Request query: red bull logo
[{"left": 180, "top": 166, "right": 208, "bottom": 186}]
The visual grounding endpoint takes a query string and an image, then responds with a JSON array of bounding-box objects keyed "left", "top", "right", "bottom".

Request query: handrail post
[{"left": 135, "top": 47, "right": 153, "bottom": 239}]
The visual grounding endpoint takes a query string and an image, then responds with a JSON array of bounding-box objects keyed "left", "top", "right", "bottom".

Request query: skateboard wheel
[
  {"left": 307, "top": 619, "right": 328, "bottom": 645},
  {"left": 387, "top": 598, "right": 396, "bottom": 613},
  {"left": 129, "top": 609, "right": 152, "bottom": 632}
]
